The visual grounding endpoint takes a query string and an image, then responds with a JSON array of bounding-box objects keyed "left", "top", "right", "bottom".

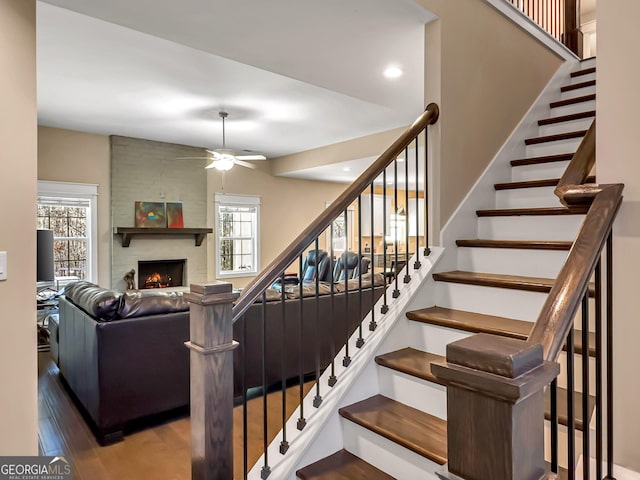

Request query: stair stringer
[
  {"left": 247, "top": 248, "right": 445, "bottom": 480},
  {"left": 438, "top": 59, "right": 579, "bottom": 259}
]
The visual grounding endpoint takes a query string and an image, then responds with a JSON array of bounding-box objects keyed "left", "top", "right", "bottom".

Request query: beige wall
[
  {"left": 597, "top": 0, "right": 640, "bottom": 471},
  {"left": 418, "top": 0, "right": 563, "bottom": 236},
  {"left": 38, "top": 127, "right": 111, "bottom": 287},
  {"left": 0, "top": 0, "right": 38, "bottom": 454},
  {"left": 207, "top": 165, "right": 346, "bottom": 288}
]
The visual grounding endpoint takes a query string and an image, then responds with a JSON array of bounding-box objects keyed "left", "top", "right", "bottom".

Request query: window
[
  {"left": 37, "top": 181, "right": 98, "bottom": 284},
  {"left": 215, "top": 194, "right": 260, "bottom": 278}
]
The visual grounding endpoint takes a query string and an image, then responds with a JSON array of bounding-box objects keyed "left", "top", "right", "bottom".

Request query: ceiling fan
[{"left": 178, "top": 111, "right": 266, "bottom": 171}]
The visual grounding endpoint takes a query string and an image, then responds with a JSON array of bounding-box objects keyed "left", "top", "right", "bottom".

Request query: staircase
[{"left": 296, "top": 59, "right": 597, "bottom": 480}]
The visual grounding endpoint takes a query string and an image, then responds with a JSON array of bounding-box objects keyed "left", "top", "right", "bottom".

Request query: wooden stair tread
[
  {"left": 525, "top": 130, "right": 587, "bottom": 145},
  {"left": 476, "top": 206, "right": 588, "bottom": 217},
  {"left": 550, "top": 94, "right": 595, "bottom": 108},
  {"left": 494, "top": 175, "right": 595, "bottom": 190},
  {"left": 406, "top": 307, "right": 596, "bottom": 357},
  {"left": 375, "top": 347, "right": 446, "bottom": 385},
  {"left": 339, "top": 395, "right": 447, "bottom": 465},
  {"left": 571, "top": 66, "right": 595, "bottom": 77},
  {"left": 296, "top": 449, "right": 394, "bottom": 480},
  {"left": 511, "top": 153, "right": 574, "bottom": 167},
  {"left": 456, "top": 239, "right": 573, "bottom": 250},
  {"left": 561, "top": 80, "right": 596, "bottom": 92},
  {"left": 432, "top": 270, "right": 595, "bottom": 297},
  {"left": 375, "top": 347, "right": 595, "bottom": 431},
  {"left": 538, "top": 110, "right": 596, "bottom": 126}
]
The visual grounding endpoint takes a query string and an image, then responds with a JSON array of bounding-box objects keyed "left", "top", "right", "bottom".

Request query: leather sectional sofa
[{"left": 57, "top": 275, "right": 385, "bottom": 444}]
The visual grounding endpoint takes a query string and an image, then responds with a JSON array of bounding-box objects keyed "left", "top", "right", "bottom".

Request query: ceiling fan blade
[
  {"left": 235, "top": 154, "right": 267, "bottom": 161},
  {"left": 176, "top": 156, "right": 210, "bottom": 160},
  {"left": 234, "top": 160, "right": 258, "bottom": 169}
]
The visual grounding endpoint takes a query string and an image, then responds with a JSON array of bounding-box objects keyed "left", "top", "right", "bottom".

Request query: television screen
[{"left": 37, "top": 229, "right": 55, "bottom": 283}]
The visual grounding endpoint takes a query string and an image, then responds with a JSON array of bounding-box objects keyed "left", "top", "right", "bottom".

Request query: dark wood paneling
[
  {"left": 296, "top": 449, "right": 394, "bottom": 480},
  {"left": 339, "top": 395, "right": 447, "bottom": 465}
]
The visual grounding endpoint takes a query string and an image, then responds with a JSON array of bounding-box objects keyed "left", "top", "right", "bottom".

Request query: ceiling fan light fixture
[{"left": 210, "top": 158, "right": 235, "bottom": 171}]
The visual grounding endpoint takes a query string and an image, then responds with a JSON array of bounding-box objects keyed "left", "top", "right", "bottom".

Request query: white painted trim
[
  {"left": 37, "top": 180, "right": 99, "bottom": 284},
  {"left": 481, "top": 0, "right": 578, "bottom": 61}
]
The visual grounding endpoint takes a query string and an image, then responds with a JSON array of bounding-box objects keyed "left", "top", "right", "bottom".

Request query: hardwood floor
[{"left": 38, "top": 352, "right": 312, "bottom": 479}]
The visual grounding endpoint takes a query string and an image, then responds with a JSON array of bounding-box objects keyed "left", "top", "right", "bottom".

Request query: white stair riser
[
  {"left": 435, "top": 282, "right": 547, "bottom": 322},
  {"left": 556, "top": 352, "right": 597, "bottom": 395},
  {"left": 377, "top": 367, "right": 447, "bottom": 420},
  {"left": 457, "top": 246, "right": 569, "bottom": 278},
  {"left": 568, "top": 72, "right": 596, "bottom": 85},
  {"left": 477, "top": 214, "right": 585, "bottom": 241},
  {"left": 545, "top": 422, "right": 588, "bottom": 470},
  {"left": 539, "top": 116, "right": 594, "bottom": 136},
  {"left": 551, "top": 99, "right": 596, "bottom": 117},
  {"left": 579, "top": 58, "right": 597, "bottom": 69},
  {"left": 560, "top": 85, "right": 596, "bottom": 101},
  {"left": 511, "top": 161, "right": 571, "bottom": 182},
  {"left": 342, "top": 419, "right": 442, "bottom": 480},
  {"left": 495, "top": 186, "right": 561, "bottom": 209},
  {"left": 526, "top": 137, "right": 583, "bottom": 157}
]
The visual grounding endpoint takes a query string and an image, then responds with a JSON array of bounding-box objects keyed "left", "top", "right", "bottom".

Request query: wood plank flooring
[{"left": 38, "top": 352, "right": 312, "bottom": 479}]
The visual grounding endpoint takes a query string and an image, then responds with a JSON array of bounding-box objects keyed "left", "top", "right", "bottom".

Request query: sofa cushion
[
  {"left": 64, "top": 281, "right": 122, "bottom": 320},
  {"left": 118, "top": 290, "right": 189, "bottom": 319}
]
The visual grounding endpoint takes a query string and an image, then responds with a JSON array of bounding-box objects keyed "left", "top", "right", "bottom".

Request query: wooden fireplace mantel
[{"left": 114, "top": 227, "right": 213, "bottom": 247}]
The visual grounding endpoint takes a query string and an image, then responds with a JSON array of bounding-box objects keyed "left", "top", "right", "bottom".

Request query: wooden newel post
[
  {"left": 432, "top": 333, "right": 560, "bottom": 480},
  {"left": 185, "top": 283, "right": 239, "bottom": 480}
]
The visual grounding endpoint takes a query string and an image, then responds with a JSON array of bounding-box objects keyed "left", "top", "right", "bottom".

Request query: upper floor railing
[{"left": 506, "top": 0, "right": 584, "bottom": 57}]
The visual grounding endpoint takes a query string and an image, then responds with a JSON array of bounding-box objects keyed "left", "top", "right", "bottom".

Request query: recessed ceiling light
[
  {"left": 383, "top": 66, "right": 403, "bottom": 79},
  {"left": 343, "top": 167, "right": 352, "bottom": 172}
]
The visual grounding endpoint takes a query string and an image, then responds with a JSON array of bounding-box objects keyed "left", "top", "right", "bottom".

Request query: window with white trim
[
  {"left": 37, "top": 181, "right": 98, "bottom": 284},
  {"left": 215, "top": 194, "right": 260, "bottom": 278}
]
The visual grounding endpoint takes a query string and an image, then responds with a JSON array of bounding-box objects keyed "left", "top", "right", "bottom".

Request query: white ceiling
[{"left": 37, "top": 0, "right": 436, "bottom": 163}]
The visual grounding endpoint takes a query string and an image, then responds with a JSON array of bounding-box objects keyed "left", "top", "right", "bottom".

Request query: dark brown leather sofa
[{"left": 58, "top": 277, "right": 385, "bottom": 444}]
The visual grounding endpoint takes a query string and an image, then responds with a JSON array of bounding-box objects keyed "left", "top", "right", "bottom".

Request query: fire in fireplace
[{"left": 138, "top": 259, "right": 186, "bottom": 289}]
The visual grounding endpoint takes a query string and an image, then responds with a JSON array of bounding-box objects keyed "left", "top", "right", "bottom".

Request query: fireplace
[{"left": 138, "top": 259, "right": 186, "bottom": 289}]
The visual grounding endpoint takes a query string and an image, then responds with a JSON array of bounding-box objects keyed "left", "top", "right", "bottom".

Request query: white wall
[
  {"left": 0, "top": 0, "right": 38, "bottom": 454},
  {"left": 597, "top": 0, "right": 640, "bottom": 471}
]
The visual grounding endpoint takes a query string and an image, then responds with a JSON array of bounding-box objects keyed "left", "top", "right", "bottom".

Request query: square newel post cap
[
  {"left": 185, "top": 282, "right": 239, "bottom": 305},
  {"left": 431, "top": 334, "right": 559, "bottom": 403}
]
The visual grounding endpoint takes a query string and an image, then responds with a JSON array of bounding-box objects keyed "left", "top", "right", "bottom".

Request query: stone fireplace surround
[{"left": 110, "top": 136, "right": 208, "bottom": 291}]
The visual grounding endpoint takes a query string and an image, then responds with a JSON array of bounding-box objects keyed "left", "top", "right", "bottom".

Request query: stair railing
[
  {"left": 185, "top": 103, "right": 439, "bottom": 479},
  {"left": 433, "top": 121, "right": 624, "bottom": 480},
  {"left": 505, "top": 0, "right": 584, "bottom": 57}
]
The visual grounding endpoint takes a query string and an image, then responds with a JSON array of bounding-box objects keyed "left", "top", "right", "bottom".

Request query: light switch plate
[{"left": 0, "top": 251, "right": 6, "bottom": 281}]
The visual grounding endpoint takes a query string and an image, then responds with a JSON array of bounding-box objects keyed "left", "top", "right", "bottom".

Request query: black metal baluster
[
  {"left": 392, "top": 158, "right": 400, "bottom": 298},
  {"left": 414, "top": 137, "right": 421, "bottom": 270},
  {"left": 328, "top": 223, "right": 337, "bottom": 387},
  {"left": 356, "top": 195, "right": 365, "bottom": 348},
  {"left": 279, "top": 272, "right": 289, "bottom": 454},
  {"left": 551, "top": 378, "right": 559, "bottom": 473},
  {"left": 313, "top": 239, "right": 322, "bottom": 408},
  {"left": 261, "top": 292, "right": 270, "bottom": 479},
  {"left": 403, "top": 146, "right": 410, "bottom": 283},
  {"left": 605, "top": 232, "right": 615, "bottom": 480},
  {"left": 381, "top": 169, "right": 389, "bottom": 314},
  {"left": 595, "top": 259, "right": 603, "bottom": 480},
  {"left": 582, "top": 293, "right": 590, "bottom": 480},
  {"left": 567, "top": 327, "right": 576, "bottom": 480},
  {"left": 297, "top": 255, "right": 306, "bottom": 431},
  {"left": 343, "top": 210, "right": 351, "bottom": 367},
  {"left": 423, "top": 128, "right": 431, "bottom": 256},
  {"left": 369, "top": 183, "right": 377, "bottom": 331},
  {"left": 242, "top": 313, "right": 248, "bottom": 479}
]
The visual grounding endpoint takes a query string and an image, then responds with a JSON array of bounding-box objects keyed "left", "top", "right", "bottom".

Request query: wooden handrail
[
  {"left": 528, "top": 120, "right": 623, "bottom": 361},
  {"left": 232, "top": 103, "right": 439, "bottom": 321}
]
